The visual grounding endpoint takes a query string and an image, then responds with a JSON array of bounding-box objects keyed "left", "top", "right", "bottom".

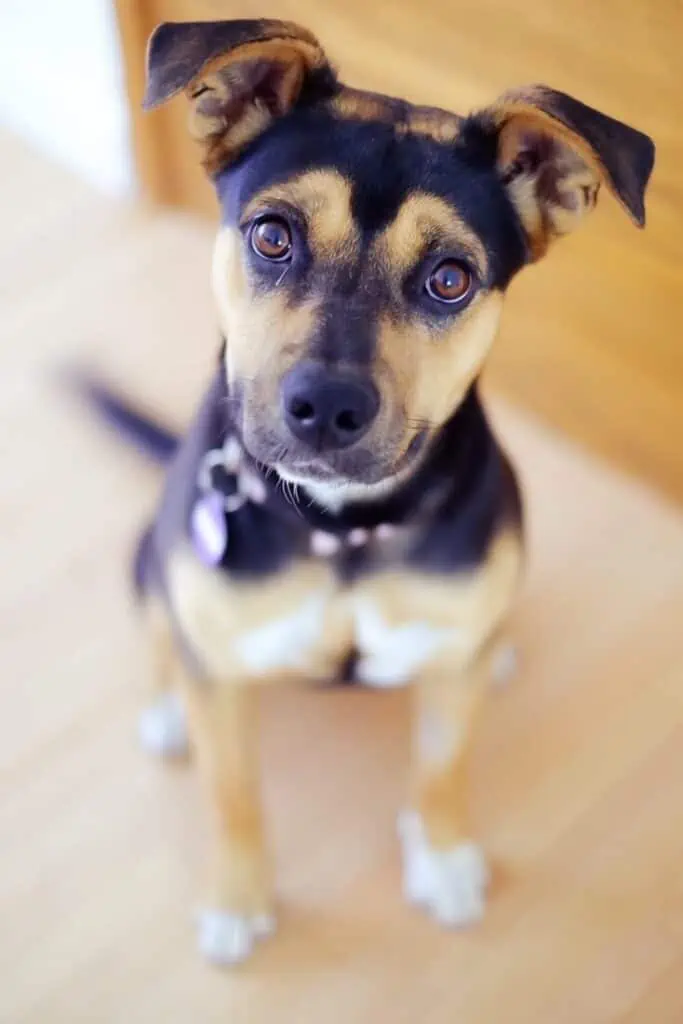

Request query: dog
[{"left": 85, "top": 17, "right": 654, "bottom": 965}]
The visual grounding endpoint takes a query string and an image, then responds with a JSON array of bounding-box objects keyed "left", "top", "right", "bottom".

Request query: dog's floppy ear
[
  {"left": 143, "top": 19, "right": 334, "bottom": 174},
  {"left": 468, "top": 86, "right": 655, "bottom": 259}
]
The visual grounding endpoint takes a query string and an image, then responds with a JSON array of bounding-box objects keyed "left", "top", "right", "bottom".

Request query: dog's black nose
[{"left": 282, "top": 363, "right": 380, "bottom": 450}]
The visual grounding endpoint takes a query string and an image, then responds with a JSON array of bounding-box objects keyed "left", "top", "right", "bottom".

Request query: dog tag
[{"left": 191, "top": 492, "right": 228, "bottom": 565}]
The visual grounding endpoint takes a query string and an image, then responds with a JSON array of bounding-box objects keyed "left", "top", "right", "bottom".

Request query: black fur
[
  {"left": 120, "top": 365, "right": 521, "bottom": 588},
  {"left": 218, "top": 109, "right": 528, "bottom": 295},
  {"left": 74, "top": 375, "right": 178, "bottom": 463}
]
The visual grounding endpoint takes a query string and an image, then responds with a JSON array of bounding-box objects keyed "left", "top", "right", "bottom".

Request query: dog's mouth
[
  {"left": 270, "top": 428, "right": 428, "bottom": 499},
  {"left": 275, "top": 458, "right": 341, "bottom": 485}
]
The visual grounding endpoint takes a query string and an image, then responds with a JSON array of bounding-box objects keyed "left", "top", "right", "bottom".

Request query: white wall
[{"left": 0, "top": 0, "right": 135, "bottom": 195}]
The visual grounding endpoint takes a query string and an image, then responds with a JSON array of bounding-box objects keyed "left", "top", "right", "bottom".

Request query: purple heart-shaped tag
[{"left": 191, "top": 492, "right": 228, "bottom": 566}]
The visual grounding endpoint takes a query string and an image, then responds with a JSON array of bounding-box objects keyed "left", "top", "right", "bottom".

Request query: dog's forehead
[
  {"left": 219, "top": 97, "right": 476, "bottom": 234},
  {"left": 215, "top": 90, "right": 524, "bottom": 284},
  {"left": 329, "top": 86, "right": 464, "bottom": 144}
]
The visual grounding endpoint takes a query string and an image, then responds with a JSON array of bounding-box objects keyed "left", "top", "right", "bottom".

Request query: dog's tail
[{"left": 67, "top": 371, "right": 179, "bottom": 464}]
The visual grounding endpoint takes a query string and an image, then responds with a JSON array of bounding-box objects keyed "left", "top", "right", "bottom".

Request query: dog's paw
[
  {"left": 196, "top": 908, "right": 276, "bottom": 966},
  {"left": 138, "top": 692, "right": 188, "bottom": 758},
  {"left": 398, "top": 811, "right": 489, "bottom": 928}
]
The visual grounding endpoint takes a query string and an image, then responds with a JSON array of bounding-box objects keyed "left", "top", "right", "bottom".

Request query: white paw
[
  {"left": 197, "top": 909, "right": 276, "bottom": 966},
  {"left": 138, "top": 692, "right": 188, "bottom": 757},
  {"left": 398, "top": 811, "right": 489, "bottom": 928}
]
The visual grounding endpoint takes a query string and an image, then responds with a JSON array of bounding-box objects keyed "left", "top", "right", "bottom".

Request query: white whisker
[{"left": 275, "top": 264, "right": 291, "bottom": 287}]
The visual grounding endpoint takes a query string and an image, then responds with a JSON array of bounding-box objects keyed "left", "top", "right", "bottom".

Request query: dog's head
[{"left": 145, "top": 19, "right": 654, "bottom": 504}]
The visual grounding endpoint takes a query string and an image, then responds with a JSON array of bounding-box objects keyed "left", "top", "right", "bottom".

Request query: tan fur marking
[
  {"left": 142, "top": 592, "right": 271, "bottom": 913},
  {"left": 212, "top": 222, "right": 324, "bottom": 461},
  {"left": 329, "top": 87, "right": 397, "bottom": 123},
  {"left": 330, "top": 89, "right": 462, "bottom": 145},
  {"left": 212, "top": 224, "right": 320, "bottom": 381},
  {"left": 353, "top": 527, "right": 521, "bottom": 845},
  {"left": 202, "top": 104, "right": 273, "bottom": 176},
  {"left": 166, "top": 544, "right": 350, "bottom": 684},
  {"left": 494, "top": 92, "right": 608, "bottom": 188},
  {"left": 378, "top": 193, "right": 488, "bottom": 277},
  {"left": 187, "top": 36, "right": 326, "bottom": 175},
  {"left": 503, "top": 170, "right": 547, "bottom": 260},
  {"left": 492, "top": 94, "right": 607, "bottom": 256},
  {"left": 392, "top": 529, "right": 522, "bottom": 849},
  {"left": 410, "top": 650, "right": 490, "bottom": 849},
  {"left": 375, "top": 290, "right": 503, "bottom": 429},
  {"left": 180, "top": 676, "right": 271, "bottom": 915},
  {"left": 403, "top": 106, "right": 462, "bottom": 144},
  {"left": 372, "top": 194, "right": 497, "bottom": 436},
  {"left": 243, "top": 169, "right": 359, "bottom": 259}
]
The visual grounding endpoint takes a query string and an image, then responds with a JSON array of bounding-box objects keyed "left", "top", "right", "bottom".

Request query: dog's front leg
[
  {"left": 181, "top": 677, "right": 273, "bottom": 965},
  {"left": 400, "top": 652, "right": 490, "bottom": 928}
]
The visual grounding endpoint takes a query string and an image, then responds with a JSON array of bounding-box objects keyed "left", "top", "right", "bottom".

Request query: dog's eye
[
  {"left": 425, "top": 260, "right": 472, "bottom": 304},
  {"left": 250, "top": 218, "right": 292, "bottom": 261}
]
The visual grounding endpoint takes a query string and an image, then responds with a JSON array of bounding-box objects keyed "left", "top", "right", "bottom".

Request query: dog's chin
[
  {"left": 275, "top": 465, "right": 397, "bottom": 511},
  {"left": 274, "top": 459, "right": 414, "bottom": 512},
  {"left": 244, "top": 428, "right": 429, "bottom": 512}
]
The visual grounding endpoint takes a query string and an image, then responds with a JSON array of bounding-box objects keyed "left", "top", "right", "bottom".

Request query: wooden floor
[{"left": 2, "top": 131, "right": 683, "bottom": 1022}]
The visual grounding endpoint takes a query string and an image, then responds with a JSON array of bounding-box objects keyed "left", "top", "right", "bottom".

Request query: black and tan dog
[{"left": 91, "top": 18, "right": 654, "bottom": 965}]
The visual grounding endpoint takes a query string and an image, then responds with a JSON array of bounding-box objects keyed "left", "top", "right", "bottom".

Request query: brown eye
[
  {"left": 426, "top": 260, "right": 472, "bottom": 303},
  {"left": 251, "top": 217, "right": 292, "bottom": 261}
]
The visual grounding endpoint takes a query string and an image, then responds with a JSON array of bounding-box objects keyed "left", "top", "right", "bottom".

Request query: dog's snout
[{"left": 282, "top": 363, "right": 379, "bottom": 450}]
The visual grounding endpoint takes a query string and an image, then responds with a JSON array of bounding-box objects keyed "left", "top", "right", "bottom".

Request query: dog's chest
[
  {"left": 236, "top": 585, "right": 463, "bottom": 688},
  {"left": 165, "top": 535, "right": 512, "bottom": 688}
]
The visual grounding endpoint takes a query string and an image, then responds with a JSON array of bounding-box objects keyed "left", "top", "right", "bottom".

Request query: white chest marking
[
  {"left": 353, "top": 598, "right": 463, "bottom": 688},
  {"left": 235, "top": 594, "right": 328, "bottom": 675}
]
